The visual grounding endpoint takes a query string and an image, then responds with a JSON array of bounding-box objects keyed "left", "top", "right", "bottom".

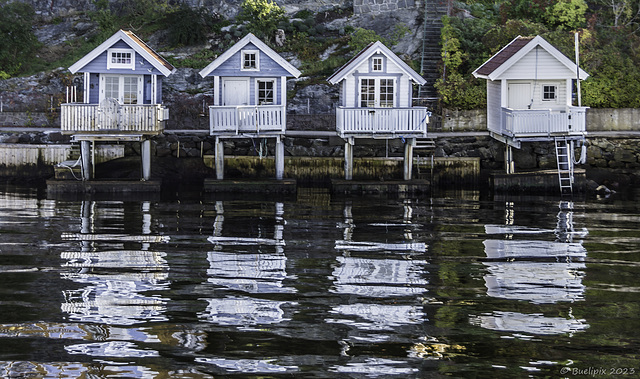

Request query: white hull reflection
[
  {"left": 484, "top": 261, "right": 586, "bottom": 303},
  {"left": 483, "top": 240, "right": 586, "bottom": 260},
  {"left": 207, "top": 236, "right": 285, "bottom": 246},
  {"left": 484, "top": 225, "right": 588, "bottom": 237},
  {"left": 470, "top": 311, "right": 588, "bottom": 335},
  {"left": 334, "top": 240, "right": 426, "bottom": 252},
  {"left": 62, "top": 233, "right": 170, "bottom": 243}
]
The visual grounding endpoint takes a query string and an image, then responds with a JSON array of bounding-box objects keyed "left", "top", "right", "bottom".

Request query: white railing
[
  {"left": 336, "top": 107, "right": 429, "bottom": 137},
  {"left": 499, "top": 107, "right": 588, "bottom": 136},
  {"left": 209, "top": 105, "right": 285, "bottom": 135},
  {"left": 61, "top": 103, "right": 167, "bottom": 134}
]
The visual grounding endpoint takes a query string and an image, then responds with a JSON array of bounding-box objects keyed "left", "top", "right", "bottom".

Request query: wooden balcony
[
  {"left": 496, "top": 107, "right": 587, "bottom": 138},
  {"left": 209, "top": 105, "right": 285, "bottom": 136},
  {"left": 61, "top": 103, "right": 168, "bottom": 135},
  {"left": 336, "top": 107, "right": 429, "bottom": 138}
]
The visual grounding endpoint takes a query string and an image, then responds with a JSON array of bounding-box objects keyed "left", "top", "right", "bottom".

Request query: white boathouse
[
  {"left": 61, "top": 29, "right": 175, "bottom": 181},
  {"left": 327, "top": 41, "right": 429, "bottom": 180},
  {"left": 199, "top": 33, "right": 301, "bottom": 180},
  {"left": 473, "top": 35, "right": 589, "bottom": 192}
]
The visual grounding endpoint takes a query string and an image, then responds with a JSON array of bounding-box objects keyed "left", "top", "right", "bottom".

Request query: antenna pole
[{"left": 575, "top": 32, "right": 582, "bottom": 107}]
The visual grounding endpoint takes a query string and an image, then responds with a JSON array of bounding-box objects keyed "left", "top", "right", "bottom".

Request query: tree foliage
[
  {"left": 440, "top": 0, "right": 640, "bottom": 109},
  {"left": 237, "top": 0, "right": 286, "bottom": 40},
  {"left": 0, "top": 0, "right": 40, "bottom": 77}
]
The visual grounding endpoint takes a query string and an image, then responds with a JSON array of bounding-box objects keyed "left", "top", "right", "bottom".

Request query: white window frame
[
  {"left": 542, "top": 84, "right": 557, "bottom": 102},
  {"left": 256, "top": 79, "right": 276, "bottom": 105},
  {"left": 107, "top": 48, "right": 135, "bottom": 70},
  {"left": 100, "top": 74, "right": 143, "bottom": 104},
  {"left": 359, "top": 77, "right": 396, "bottom": 108},
  {"left": 371, "top": 56, "right": 384, "bottom": 72},
  {"left": 241, "top": 50, "right": 260, "bottom": 71}
]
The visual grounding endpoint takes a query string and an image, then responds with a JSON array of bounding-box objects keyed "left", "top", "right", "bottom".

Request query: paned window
[
  {"left": 543, "top": 85, "right": 557, "bottom": 101},
  {"left": 101, "top": 75, "right": 140, "bottom": 104},
  {"left": 360, "top": 79, "right": 376, "bottom": 107},
  {"left": 258, "top": 80, "right": 275, "bottom": 104},
  {"left": 242, "top": 50, "right": 259, "bottom": 70},
  {"left": 360, "top": 78, "right": 395, "bottom": 108},
  {"left": 107, "top": 48, "right": 135, "bottom": 69},
  {"left": 372, "top": 57, "right": 383, "bottom": 72}
]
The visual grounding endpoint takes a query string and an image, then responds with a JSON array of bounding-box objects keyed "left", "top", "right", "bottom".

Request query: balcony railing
[
  {"left": 336, "top": 107, "right": 429, "bottom": 137},
  {"left": 497, "top": 107, "right": 588, "bottom": 137},
  {"left": 61, "top": 103, "right": 168, "bottom": 135},
  {"left": 209, "top": 105, "right": 285, "bottom": 135}
]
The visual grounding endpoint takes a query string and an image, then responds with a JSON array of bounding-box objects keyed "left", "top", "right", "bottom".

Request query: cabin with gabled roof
[
  {"left": 473, "top": 35, "right": 589, "bottom": 193},
  {"left": 327, "top": 41, "right": 429, "bottom": 180},
  {"left": 473, "top": 35, "right": 589, "bottom": 144},
  {"left": 60, "top": 29, "right": 175, "bottom": 181},
  {"left": 199, "top": 33, "right": 301, "bottom": 181}
]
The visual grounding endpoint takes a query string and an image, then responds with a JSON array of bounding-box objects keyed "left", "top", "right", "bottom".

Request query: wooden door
[{"left": 508, "top": 83, "right": 532, "bottom": 109}]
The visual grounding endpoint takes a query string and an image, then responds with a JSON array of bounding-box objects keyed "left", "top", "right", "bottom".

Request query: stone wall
[{"left": 353, "top": 0, "right": 416, "bottom": 14}]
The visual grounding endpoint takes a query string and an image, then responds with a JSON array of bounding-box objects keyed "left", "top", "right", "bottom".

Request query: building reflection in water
[
  {"left": 60, "top": 201, "right": 170, "bottom": 326},
  {"left": 200, "top": 201, "right": 297, "bottom": 327},
  {"left": 471, "top": 201, "right": 589, "bottom": 335},
  {"left": 328, "top": 200, "right": 428, "bottom": 345}
]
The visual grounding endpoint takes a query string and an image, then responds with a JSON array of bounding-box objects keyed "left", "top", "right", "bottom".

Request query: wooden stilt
[
  {"left": 505, "top": 144, "right": 514, "bottom": 174},
  {"left": 404, "top": 138, "right": 415, "bottom": 180},
  {"left": 344, "top": 137, "right": 354, "bottom": 180},
  {"left": 80, "top": 140, "right": 91, "bottom": 180},
  {"left": 275, "top": 135, "right": 284, "bottom": 180},
  {"left": 141, "top": 139, "right": 151, "bottom": 181},
  {"left": 215, "top": 137, "right": 224, "bottom": 180}
]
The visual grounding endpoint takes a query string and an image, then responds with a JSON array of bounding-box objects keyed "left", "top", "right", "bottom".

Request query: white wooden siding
[
  {"left": 501, "top": 47, "right": 576, "bottom": 80},
  {"left": 487, "top": 80, "right": 501, "bottom": 134}
]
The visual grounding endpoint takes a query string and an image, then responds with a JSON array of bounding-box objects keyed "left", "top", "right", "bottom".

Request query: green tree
[
  {"left": 0, "top": 0, "right": 40, "bottom": 76},
  {"left": 544, "top": 0, "right": 588, "bottom": 30},
  {"left": 237, "top": 0, "right": 286, "bottom": 40}
]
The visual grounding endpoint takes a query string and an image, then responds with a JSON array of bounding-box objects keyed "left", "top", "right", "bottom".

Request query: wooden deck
[
  {"left": 209, "top": 105, "right": 285, "bottom": 135},
  {"left": 61, "top": 103, "right": 168, "bottom": 135},
  {"left": 495, "top": 107, "right": 587, "bottom": 139},
  {"left": 336, "top": 107, "right": 429, "bottom": 138}
]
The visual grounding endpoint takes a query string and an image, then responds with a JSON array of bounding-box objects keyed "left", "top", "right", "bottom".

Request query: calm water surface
[{"left": 0, "top": 184, "right": 638, "bottom": 378}]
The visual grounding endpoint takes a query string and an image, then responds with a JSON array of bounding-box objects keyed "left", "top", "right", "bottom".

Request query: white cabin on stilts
[
  {"left": 327, "top": 41, "right": 429, "bottom": 181},
  {"left": 473, "top": 35, "right": 589, "bottom": 193},
  {"left": 61, "top": 29, "right": 175, "bottom": 182},
  {"left": 199, "top": 33, "right": 301, "bottom": 181}
]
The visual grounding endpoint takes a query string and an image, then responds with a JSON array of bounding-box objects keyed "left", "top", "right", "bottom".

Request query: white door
[
  {"left": 508, "top": 83, "right": 532, "bottom": 109},
  {"left": 223, "top": 79, "right": 249, "bottom": 106}
]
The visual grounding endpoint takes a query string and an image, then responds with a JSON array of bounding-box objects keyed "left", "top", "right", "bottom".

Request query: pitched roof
[
  {"left": 199, "top": 33, "right": 301, "bottom": 78},
  {"left": 68, "top": 29, "right": 175, "bottom": 76},
  {"left": 327, "top": 41, "right": 426, "bottom": 85},
  {"left": 472, "top": 35, "right": 589, "bottom": 81}
]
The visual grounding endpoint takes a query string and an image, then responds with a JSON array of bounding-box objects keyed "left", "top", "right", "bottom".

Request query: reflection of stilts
[
  {"left": 209, "top": 202, "right": 286, "bottom": 251},
  {"left": 335, "top": 201, "right": 426, "bottom": 252}
]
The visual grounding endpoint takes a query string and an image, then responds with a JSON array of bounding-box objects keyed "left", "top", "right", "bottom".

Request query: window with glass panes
[
  {"left": 360, "top": 78, "right": 394, "bottom": 107},
  {"left": 258, "top": 80, "right": 274, "bottom": 104},
  {"left": 360, "top": 79, "right": 376, "bottom": 107},
  {"left": 543, "top": 85, "right": 556, "bottom": 101}
]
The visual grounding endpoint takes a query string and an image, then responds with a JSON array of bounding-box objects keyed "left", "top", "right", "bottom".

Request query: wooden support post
[
  {"left": 404, "top": 138, "right": 415, "bottom": 181},
  {"left": 215, "top": 137, "right": 224, "bottom": 180},
  {"left": 344, "top": 137, "right": 354, "bottom": 180},
  {"left": 80, "top": 140, "right": 91, "bottom": 180},
  {"left": 505, "top": 144, "right": 514, "bottom": 174},
  {"left": 141, "top": 139, "right": 151, "bottom": 181},
  {"left": 275, "top": 135, "right": 284, "bottom": 180}
]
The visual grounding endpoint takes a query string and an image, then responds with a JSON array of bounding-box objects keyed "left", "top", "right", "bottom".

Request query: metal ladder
[{"left": 555, "top": 137, "right": 574, "bottom": 194}]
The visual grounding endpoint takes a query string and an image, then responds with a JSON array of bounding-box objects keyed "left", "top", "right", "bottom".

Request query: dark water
[{"left": 0, "top": 184, "right": 638, "bottom": 378}]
